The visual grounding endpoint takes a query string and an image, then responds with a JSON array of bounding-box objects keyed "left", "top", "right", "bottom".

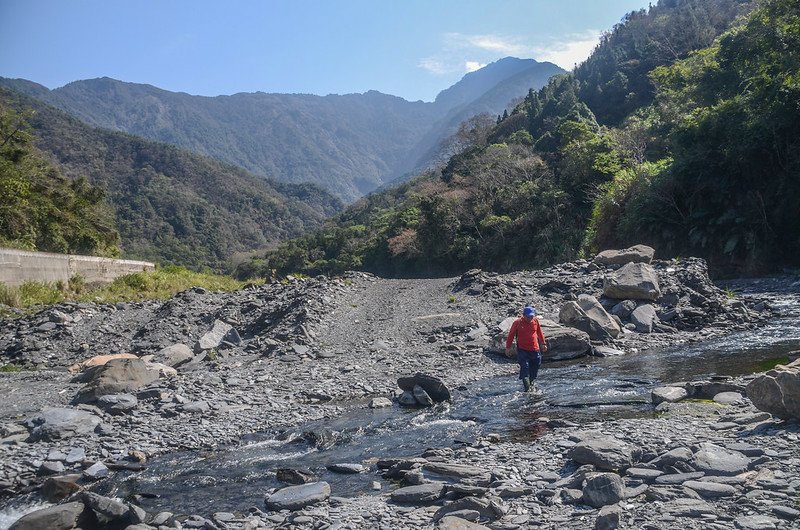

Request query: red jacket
[{"left": 506, "top": 317, "right": 546, "bottom": 352}]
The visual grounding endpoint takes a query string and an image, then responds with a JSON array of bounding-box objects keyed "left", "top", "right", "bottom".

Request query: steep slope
[
  {"left": 1, "top": 59, "right": 564, "bottom": 201},
  {"left": 0, "top": 87, "right": 342, "bottom": 271},
  {"left": 238, "top": 0, "right": 774, "bottom": 279}
]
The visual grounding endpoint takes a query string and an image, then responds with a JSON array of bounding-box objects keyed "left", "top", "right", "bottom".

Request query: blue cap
[{"left": 523, "top": 306, "right": 536, "bottom": 317}]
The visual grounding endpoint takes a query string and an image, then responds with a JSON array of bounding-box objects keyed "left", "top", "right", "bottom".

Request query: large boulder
[
  {"left": 489, "top": 317, "right": 591, "bottom": 361},
  {"left": 154, "top": 344, "right": 194, "bottom": 368},
  {"left": 74, "top": 358, "right": 160, "bottom": 403},
  {"left": 559, "top": 295, "right": 621, "bottom": 340},
  {"left": 195, "top": 319, "right": 241, "bottom": 351},
  {"left": 567, "top": 436, "right": 635, "bottom": 471},
  {"left": 603, "top": 262, "right": 661, "bottom": 301},
  {"left": 397, "top": 373, "right": 451, "bottom": 402},
  {"left": 583, "top": 473, "right": 625, "bottom": 508},
  {"left": 630, "top": 304, "right": 658, "bottom": 333},
  {"left": 67, "top": 353, "right": 138, "bottom": 374},
  {"left": 747, "top": 358, "right": 800, "bottom": 419},
  {"left": 25, "top": 407, "right": 101, "bottom": 441},
  {"left": 594, "top": 245, "right": 655, "bottom": 266}
]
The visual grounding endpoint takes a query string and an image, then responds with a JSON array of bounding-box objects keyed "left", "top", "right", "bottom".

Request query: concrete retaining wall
[{"left": 0, "top": 248, "right": 155, "bottom": 287}]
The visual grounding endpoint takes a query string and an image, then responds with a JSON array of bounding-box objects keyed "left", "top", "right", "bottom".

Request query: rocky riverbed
[{"left": 1, "top": 252, "right": 799, "bottom": 529}]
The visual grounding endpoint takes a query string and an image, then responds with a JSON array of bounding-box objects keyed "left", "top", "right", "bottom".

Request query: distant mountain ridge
[
  {"left": 0, "top": 87, "right": 342, "bottom": 271},
  {"left": 0, "top": 58, "right": 564, "bottom": 201}
]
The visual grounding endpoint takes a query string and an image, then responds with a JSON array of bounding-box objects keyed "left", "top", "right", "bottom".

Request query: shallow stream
[{"left": 87, "top": 292, "right": 800, "bottom": 517}]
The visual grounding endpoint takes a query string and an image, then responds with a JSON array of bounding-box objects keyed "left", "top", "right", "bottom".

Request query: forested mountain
[
  {"left": 0, "top": 58, "right": 563, "bottom": 201},
  {"left": 236, "top": 0, "right": 797, "bottom": 279},
  {"left": 0, "top": 88, "right": 343, "bottom": 271}
]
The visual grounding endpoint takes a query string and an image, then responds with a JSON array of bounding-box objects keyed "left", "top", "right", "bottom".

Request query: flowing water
[{"left": 3, "top": 289, "right": 799, "bottom": 524}]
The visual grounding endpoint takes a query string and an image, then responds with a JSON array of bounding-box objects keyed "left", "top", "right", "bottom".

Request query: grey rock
[
  {"left": 97, "top": 393, "right": 138, "bottom": 414},
  {"left": 39, "top": 460, "right": 66, "bottom": 475},
  {"left": 25, "top": 407, "right": 101, "bottom": 441},
  {"left": 665, "top": 498, "right": 715, "bottom": 517},
  {"left": 326, "top": 463, "right": 364, "bottom": 474},
  {"left": 693, "top": 443, "right": 750, "bottom": 476},
  {"left": 265, "top": 481, "right": 331, "bottom": 510},
  {"left": 558, "top": 295, "right": 621, "bottom": 340},
  {"left": 651, "top": 447, "right": 693, "bottom": 467},
  {"left": 746, "top": 358, "right": 800, "bottom": 419},
  {"left": 603, "top": 262, "right": 661, "bottom": 301},
  {"left": 713, "top": 391, "right": 744, "bottom": 405},
  {"left": 397, "top": 373, "right": 451, "bottom": 402},
  {"left": 568, "top": 437, "right": 634, "bottom": 471},
  {"left": 74, "top": 358, "right": 160, "bottom": 403},
  {"left": 423, "top": 462, "right": 491, "bottom": 479},
  {"left": 583, "top": 473, "right": 625, "bottom": 508},
  {"left": 390, "top": 482, "right": 445, "bottom": 503},
  {"left": 82, "top": 491, "right": 130, "bottom": 523},
  {"left": 595, "top": 504, "right": 621, "bottom": 530},
  {"left": 772, "top": 505, "right": 799, "bottom": 520},
  {"left": 734, "top": 515, "right": 780, "bottom": 530},
  {"left": 630, "top": 304, "right": 658, "bottom": 333},
  {"left": 594, "top": 245, "right": 655, "bottom": 266},
  {"left": 610, "top": 300, "right": 637, "bottom": 320},
  {"left": 683, "top": 480, "right": 737, "bottom": 498},
  {"left": 65, "top": 447, "right": 86, "bottom": 464},
  {"left": 399, "top": 390, "right": 418, "bottom": 407},
  {"left": 651, "top": 386, "right": 688, "bottom": 405},
  {"left": 181, "top": 401, "right": 210, "bottom": 413},
  {"left": 438, "top": 515, "right": 490, "bottom": 529},
  {"left": 155, "top": 344, "right": 194, "bottom": 368},
  {"left": 433, "top": 496, "right": 505, "bottom": 522},
  {"left": 413, "top": 384, "right": 434, "bottom": 406},
  {"left": 654, "top": 471, "right": 705, "bottom": 485},
  {"left": 625, "top": 468, "right": 663, "bottom": 483},
  {"left": 83, "top": 461, "right": 110, "bottom": 480},
  {"left": 369, "top": 397, "right": 392, "bottom": 408},
  {"left": 8, "top": 501, "right": 85, "bottom": 530},
  {"left": 196, "top": 319, "right": 236, "bottom": 351}
]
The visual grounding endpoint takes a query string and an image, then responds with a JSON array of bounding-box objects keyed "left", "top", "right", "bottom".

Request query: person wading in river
[{"left": 505, "top": 305, "right": 547, "bottom": 392}]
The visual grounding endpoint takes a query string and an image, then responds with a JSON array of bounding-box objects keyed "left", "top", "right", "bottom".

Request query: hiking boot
[
  {"left": 530, "top": 382, "right": 538, "bottom": 394},
  {"left": 522, "top": 377, "right": 531, "bottom": 392}
]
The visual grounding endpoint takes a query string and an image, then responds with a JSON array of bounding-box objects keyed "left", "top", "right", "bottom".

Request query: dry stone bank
[{"left": 0, "top": 253, "right": 798, "bottom": 529}]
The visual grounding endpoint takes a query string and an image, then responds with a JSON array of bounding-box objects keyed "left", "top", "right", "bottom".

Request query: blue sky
[{"left": 0, "top": 0, "right": 651, "bottom": 102}]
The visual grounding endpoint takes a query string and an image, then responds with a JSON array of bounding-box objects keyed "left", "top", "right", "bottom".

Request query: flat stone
[
  {"left": 265, "top": 481, "right": 331, "bottom": 511},
  {"left": 423, "top": 462, "right": 491, "bottom": 479},
  {"left": 97, "top": 393, "right": 138, "bottom": 414},
  {"left": 653, "top": 447, "right": 693, "bottom": 467},
  {"left": 693, "top": 443, "right": 750, "bottom": 476},
  {"left": 665, "top": 498, "right": 715, "bottom": 517},
  {"left": 568, "top": 437, "right": 634, "bottom": 471},
  {"left": 438, "top": 516, "right": 491, "bottom": 530},
  {"left": 39, "top": 460, "right": 66, "bottom": 475},
  {"left": 369, "top": 397, "right": 392, "bottom": 408},
  {"left": 625, "top": 468, "right": 663, "bottom": 482},
  {"left": 772, "top": 505, "right": 799, "bottom": 520},
  {"left": 65, "top": 447, "right": 86, "bottom": 464},
  {"left": 652, "top": 386, "right": 688, "bottom": 405},
  {"left": 83, "top": 461, "right": 109, "bottom": 480},
  {"left": 397, "top": 373, "right": 451, "bottom": 402},
  {"left": 734, "top": 515, "right": 780, "bottom": 530},
  {"left": 326, "top": 463, "right": 364, "bottom": 474},
  {"left": 655, "top": 471, "right": 705, "bottom": 485},
  {"left": 25, "top": 407, "right": 101, "bottom": 441},
  {"left": 713, "top": 392, "right": 744, "bottom": 405},
  {"left": 390, "top": 482, "right": 445, "bottom": 504},
  {"left": 41, "top": 474, "right": 82, "bottom": 502},
  {"left": 683, "top": 480, "right": 737, "bottom": 498}
]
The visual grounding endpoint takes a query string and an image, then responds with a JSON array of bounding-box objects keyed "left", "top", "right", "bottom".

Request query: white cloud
[
  {"left": 417, "top": 29, "right": 604, "bottom": 77},
  {"left": 533, "top": 31, "right": 602, "bottom": 70},
  {"left": 464, "top": 61, "right": 486, "bottom": 73}
]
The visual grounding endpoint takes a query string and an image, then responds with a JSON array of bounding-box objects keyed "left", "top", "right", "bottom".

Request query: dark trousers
[{"left": 517, "top": 348, "right": 541, "bottom": 381}]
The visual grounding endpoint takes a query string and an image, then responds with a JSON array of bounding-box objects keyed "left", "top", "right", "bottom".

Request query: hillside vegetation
[
  {"left": 0, "top": 88, "right": 342, "bottom": 271},
  {"left": 237, "top": 0, "right": 799, "bottom": 279},
  {"left": 0, "top": 59, "right": 563, "bottom": 201},
  {"left": 0, "top": 105, "right": 119, "bottom": 256}
]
